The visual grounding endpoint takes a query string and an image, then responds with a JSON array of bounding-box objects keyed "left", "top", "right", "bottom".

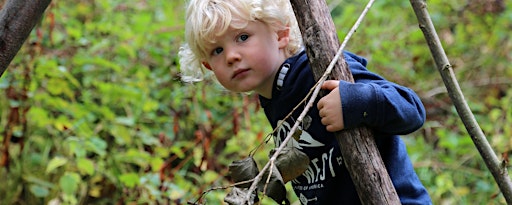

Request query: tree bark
[
  {"left": 410, "top": 0, "right": 512, "bottom": 203},
  {"left": 289, "top": 0, "right": 401, "bottom": 204},
  {"left": 0, "top": 0, "right": 52, "bottom": 77}
]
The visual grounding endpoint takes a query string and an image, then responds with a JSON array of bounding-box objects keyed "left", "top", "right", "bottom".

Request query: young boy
[{"left": 178, "top": 0, "right": 432, "bottom": 204}]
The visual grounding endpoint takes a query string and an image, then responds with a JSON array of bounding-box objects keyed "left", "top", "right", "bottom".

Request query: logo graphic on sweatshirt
[
  {"left": 274, "top": 116, "right": 343, "bottom": 203},
  {"left": 299, "top": 193, "right": 318, "bottom": 205},
  {"left": 274, "top": 118, "right": 341, "bottom": 181},
  {"left": 274, "top": 118, "right": 324, "bottom": 149}
]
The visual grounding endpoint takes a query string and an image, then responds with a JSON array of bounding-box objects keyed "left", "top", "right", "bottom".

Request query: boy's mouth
[{"left": 232, "top": 68, "right": 250, "bottom": 79}]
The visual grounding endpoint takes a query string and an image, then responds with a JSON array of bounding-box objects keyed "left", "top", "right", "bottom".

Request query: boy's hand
[{"left": 317, "top": 80, "right": 345, "bottom": 132}]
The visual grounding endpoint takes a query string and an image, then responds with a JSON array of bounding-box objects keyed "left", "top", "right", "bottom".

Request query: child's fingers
[{"left": 321, "top": 80, "right": 339, "bottom": 90}]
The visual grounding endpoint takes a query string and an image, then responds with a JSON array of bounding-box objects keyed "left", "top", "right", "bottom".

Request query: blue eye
[
  {"left": 238, "top": 34, "right": 249, "bottom": 42},
  {"left": 212, "top": 47, "right": 223, "bottom": 55}
]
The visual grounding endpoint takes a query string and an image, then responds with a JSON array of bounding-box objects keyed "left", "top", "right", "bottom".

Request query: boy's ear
[
  {"left": 202, "top": 62, "right": 212, "bottom": 70},
  {"left": 277, "top": 28, "right": 290, "bottom": 49}
]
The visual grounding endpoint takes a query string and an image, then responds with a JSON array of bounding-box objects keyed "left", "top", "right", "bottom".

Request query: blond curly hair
[{"left": 178, "top": 0, "right": 303, "bottom": 82}]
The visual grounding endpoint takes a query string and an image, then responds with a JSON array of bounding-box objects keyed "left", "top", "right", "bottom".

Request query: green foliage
[
  {"left": 0, "top": 0, "right": 511, "bottom": 204},
  {"left": 1, "top": 1, "right": 271, "bottom": 204}
]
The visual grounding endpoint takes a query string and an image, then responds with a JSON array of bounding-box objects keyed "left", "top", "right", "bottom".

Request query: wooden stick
[
  {"left": 409, "top": 0, "right": 512, "bottom": 203},
  {"left": 289, "top": 0, "right": 401, "bottom": 204}
]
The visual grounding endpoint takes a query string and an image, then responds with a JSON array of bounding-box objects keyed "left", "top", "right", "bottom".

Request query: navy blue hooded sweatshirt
[{"left": 259, "top": 50, "right": 432, "bottom": 204}]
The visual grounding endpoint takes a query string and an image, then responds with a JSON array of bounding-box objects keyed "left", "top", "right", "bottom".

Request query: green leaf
[
  {"left": 203, "top": 170, "right": 219, "bottom": 184},
  {"left": 54, "top": 115, "right": 73, "bottom": 132},
  {"left": 46, "top": 157, "right": 68, "bottom": 174},
  {"left": 143, "top": 99, "right": 159, "bottom": 112},
  {"left": 150, "top": 157, "right": 164, "bottom": 172},
  {"left": 85, "top": 137, "right": 107, "bottom": 157},
  {"left": 119, "top": 173, "right": 140, "bottom": 188},
  {"left": 29, "top": 184, "right": 50, "bottom": 198},
  {"left": 59, "top": 172, "right": 81, "bottom": 195},
  {"left": 66, "top": 137, "right": 87, "bottom": 158},
  {"left": 110, "top": 124, "right": 132, "bottom": 145},
  {"left": 115, "top": 117, "right": 135, "bottom": 126},
  {"left": 23, "top": 176, "right": 56, "bottom": 189},
  {"left": 47, "top": 78, "right": 68, "bottom": 96},
  {"left": 138, "top": 130, "right": 160, "bottom": 146},
  {"left": 77, "top": 158, "right": 95, "bottom": 175},
  {"left": 27, "top": 107, "right": 50, "bottom": 127}
]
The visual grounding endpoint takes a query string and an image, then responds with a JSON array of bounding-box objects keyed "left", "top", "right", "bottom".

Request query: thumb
[{"left": 321, "top": 80, "right": 339, "bottom": 91}]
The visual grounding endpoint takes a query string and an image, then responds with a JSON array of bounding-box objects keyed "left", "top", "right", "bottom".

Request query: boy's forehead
[
  {"left": 205, "top": 19, "right": 249, "bottom": 39},
  {"left": 204, "top": 26, "right": 239, "bottom": 46}
]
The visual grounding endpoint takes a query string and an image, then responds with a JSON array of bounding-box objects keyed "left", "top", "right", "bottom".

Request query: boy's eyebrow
[
  {"left": 202, "top": 25, "right": 247, "bottom": 51},
  {"left": 203, "top": 43, "right": 217, "bottom": 52}
]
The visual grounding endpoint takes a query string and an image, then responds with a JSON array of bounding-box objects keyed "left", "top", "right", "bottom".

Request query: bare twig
[{"left": 190, "top": 179, "right": 256, "bottom": 204}]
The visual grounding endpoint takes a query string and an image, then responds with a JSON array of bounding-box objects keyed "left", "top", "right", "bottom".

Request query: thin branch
[
  {"left": 243, "top": 0, "right": 376, "bottom": 203},
  {"left": 409, "top": 0, "right": 512, "bottom": 203},
  {"left": 190, "top": 179, "right": 256, "bottom": 204}
]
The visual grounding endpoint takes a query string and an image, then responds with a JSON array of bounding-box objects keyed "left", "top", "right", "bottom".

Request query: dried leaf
[
  {"left": 270, "top": 147, "right": 310, "bottom": 182},
  {"left": 259, "top": 165, "right": 289, "bottom": 205},
  {"left": 228, "top": 157, "right": 259, "bottom": 188},
  {"left": 224, "top": 187, "right": 259, "bottom": 205}
]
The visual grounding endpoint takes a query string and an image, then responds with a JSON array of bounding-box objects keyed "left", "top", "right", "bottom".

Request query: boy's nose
[{"left": 226, "top": 48, "right": 241, "bottom": 65}]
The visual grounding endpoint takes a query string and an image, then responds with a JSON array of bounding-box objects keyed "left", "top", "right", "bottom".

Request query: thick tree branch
[
  {"left": 289, "top": 0, "right": 400, "bottom": 204},
  {"left": 410, "top": 0, "right": 512, "bottom": 203},
  {"left": 0, "top": 0, "right": 52, "bottom": 77}
]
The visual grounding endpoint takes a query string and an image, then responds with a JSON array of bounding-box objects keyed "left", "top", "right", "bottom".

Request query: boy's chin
[
  {"left": 229, "top": 84, "right": 256, "bottom": 93},
  {"left": 234, "top": 88, "right": 254, "bottom": 93}
]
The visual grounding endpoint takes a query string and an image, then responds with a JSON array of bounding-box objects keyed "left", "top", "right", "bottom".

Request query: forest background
[{"left": 0, "top": 0, "right": 510, "bottom": 204}]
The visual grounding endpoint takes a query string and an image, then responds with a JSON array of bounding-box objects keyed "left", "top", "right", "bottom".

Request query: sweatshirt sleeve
[{"left": 339, "top": 52, "right": 426, "bottom": 135}]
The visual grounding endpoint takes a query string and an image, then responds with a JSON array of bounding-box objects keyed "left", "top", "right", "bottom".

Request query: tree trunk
[
  {"left": 0, "top": 0, "right": 52, "bottom": 77},
  {"left": 289, "top": 0, "right": 401, "bottom": 204}
]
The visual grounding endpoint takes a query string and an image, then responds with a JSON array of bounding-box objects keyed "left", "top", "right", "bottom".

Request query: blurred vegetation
[{"left": 0, "top": 0, "right": 510, "bottom": 204}]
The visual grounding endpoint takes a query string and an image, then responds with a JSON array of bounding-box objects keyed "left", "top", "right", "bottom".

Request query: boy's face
[{"left": 202, "top": 20, "right": 290, "bottom": 98}]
